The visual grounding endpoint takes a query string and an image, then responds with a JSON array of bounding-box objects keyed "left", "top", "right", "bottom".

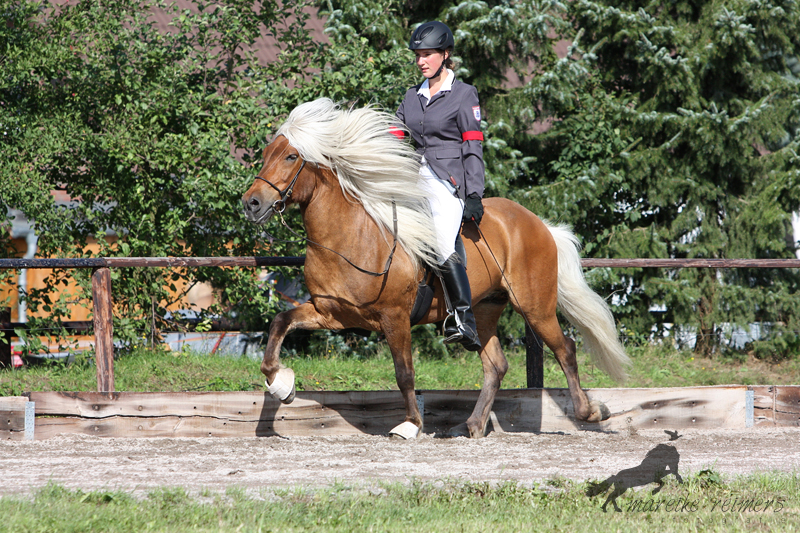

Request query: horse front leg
[
  {"left": 262, "top": 302, "right": 344, "bottom": 403},
  {"left": 382, "top": 320, "right": 422, "bottom": 439},
  {"left": 449, "top": 303, "right": 508, "bottom": 438}
]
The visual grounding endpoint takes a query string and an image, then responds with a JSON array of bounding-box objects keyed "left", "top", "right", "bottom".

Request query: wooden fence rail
[
  {"left": 2, "top": 385, "right": 798, "bottom": 440},
  {"left": 3, "top": 257, "right": 800, "bottom": 270},
  {"left": 2, "top": 256, "right": 800, "bottom": 392}
]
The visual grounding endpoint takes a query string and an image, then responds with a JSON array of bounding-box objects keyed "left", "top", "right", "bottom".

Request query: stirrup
[
  {"left": 443, "top": 314, "right": 481, "bottom": 350},
  {"left": 444, "top": 331, "right": 465, "bottom": 344},
  {"left": 442, "top": 310, "right": 467, "bottom": 342},
  {"left": 442, "top": 311, "right": 458, "bottom": 334}
]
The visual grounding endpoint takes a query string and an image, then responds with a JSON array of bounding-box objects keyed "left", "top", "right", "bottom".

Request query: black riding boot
[{"left": 440, "top": 238, "right": 481, "bottom": 352}]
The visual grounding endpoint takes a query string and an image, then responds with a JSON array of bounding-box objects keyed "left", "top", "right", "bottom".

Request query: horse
[{"left": 242, "top": 98, "right": 630, "bottom": 439}]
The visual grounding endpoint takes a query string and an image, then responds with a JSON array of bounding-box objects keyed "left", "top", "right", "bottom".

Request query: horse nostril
[{"left": 248, "top": 198, "right": 260, "bottom": 211}]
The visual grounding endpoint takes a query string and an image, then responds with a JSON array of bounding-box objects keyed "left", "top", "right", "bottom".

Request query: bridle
[
  {"left": 254, "top": 157, "right": 306, "bottom": 215},
  {"left": 252, "top": 151, "right": 398, "bottom": 277}
]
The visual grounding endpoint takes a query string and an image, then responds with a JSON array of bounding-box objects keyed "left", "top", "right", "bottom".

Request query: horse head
[{"left": 242, "top": 135, "right": 312, "bottom": 224}]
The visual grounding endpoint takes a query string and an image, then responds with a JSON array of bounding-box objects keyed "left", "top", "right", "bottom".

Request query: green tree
[
  {"left": 319, "top": 0, "right": 800, "bottom": 358},
  {"left": 4, "top": 0, "right": 799, "bottom": 360},
  {"left": 0, "top": 0, "right": 319, "bottom": 347},
  {"left": 518, "top": 0, "right": 800, "bottom": 357}
]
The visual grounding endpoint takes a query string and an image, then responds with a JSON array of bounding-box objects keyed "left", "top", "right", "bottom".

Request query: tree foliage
[
  {"left": 2, "top": 0, "right": 799, "bottom": 358},
  {"left": 543, "top": 0, "right": 800, "bottom": 357},
  {"left": 316, "top": 0, "right": 800, "bottom": 357},
  {"left": 1, "top": 0, "right": 316, "bottom": 346}
]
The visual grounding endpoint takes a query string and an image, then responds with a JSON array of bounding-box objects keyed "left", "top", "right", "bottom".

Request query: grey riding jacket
[{"left": 395, "top": 78, "right": 486, "bottom": 200}]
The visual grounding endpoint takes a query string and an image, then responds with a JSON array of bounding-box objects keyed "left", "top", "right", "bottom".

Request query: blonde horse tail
[{"left": 547, "top": 222, "right": 631, "bottom": 383}]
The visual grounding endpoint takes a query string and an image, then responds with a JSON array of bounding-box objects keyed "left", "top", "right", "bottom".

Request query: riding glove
[{"left": 463, "top": 193, "right": 484, "bottom": 225}]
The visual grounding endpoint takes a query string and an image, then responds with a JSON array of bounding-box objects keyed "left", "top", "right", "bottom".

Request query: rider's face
[{"left": 414, "top": 49, "right": 447, "bottom": 78}]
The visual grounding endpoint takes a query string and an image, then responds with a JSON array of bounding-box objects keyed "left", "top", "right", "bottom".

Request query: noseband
[{"left": 254, "top": 157, "right": 307, "bottom": 214}]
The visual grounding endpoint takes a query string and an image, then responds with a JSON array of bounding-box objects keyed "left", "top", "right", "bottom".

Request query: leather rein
[{"left": 254, "top": 155, "right": 398, "bottom": 277}]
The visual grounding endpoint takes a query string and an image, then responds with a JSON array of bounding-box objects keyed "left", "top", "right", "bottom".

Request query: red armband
[
  {"left": 390, "top": 127, "right": 407, "bottom": 140},
  {"left": 461, "top": 131, "right": 484, "bottom": 142}
]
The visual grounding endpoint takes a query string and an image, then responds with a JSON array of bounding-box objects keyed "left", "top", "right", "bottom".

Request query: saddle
[
  {"left": 409, "top": 236, "right": 466, "bottom": 326},
  {"left": 409, "top": 264, "right": 436, "bottom": 325}
]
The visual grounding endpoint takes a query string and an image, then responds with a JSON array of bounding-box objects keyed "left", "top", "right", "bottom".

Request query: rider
[{"left": 394, "top": 21, "right": 484, "bottom": 352}]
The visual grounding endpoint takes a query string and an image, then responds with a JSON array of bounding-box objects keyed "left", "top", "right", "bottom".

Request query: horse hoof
[
  {"left": 586, "top": 400, "right": 611, "bottom": 422},
  {"left": 446, "top": 423, "right": 471, "bottom": 438},
  {"left": 469, "top": 426, "right": 486, "bottom": 439},
  {"left": 389, "top": 421, "right": 420, "bottom": 440},
  {"left": 266, "top": 367, "right": 296, "bottom": 403},
  {"left": 282, "top": 386, "right": 296, "bottom": 404}
]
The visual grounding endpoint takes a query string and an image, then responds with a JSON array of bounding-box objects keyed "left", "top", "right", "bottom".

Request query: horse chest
[{"left": 304, "top": 261, "right": 416, "bottom": 327}]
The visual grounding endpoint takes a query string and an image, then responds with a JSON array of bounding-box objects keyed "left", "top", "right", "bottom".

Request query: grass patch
[
  {"left": 0, "top": 472, "right": 797, "bottom": 532},
  {"left": 1, "top": 341, "right": 799, "bottom": 396}
]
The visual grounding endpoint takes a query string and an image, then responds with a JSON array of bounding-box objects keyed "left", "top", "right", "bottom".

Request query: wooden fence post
[
  {"left": 525, "top": 324, "right": 544, "bottom": 388},
  {"left": 0, "top": 307, "right": 11, "bottom": 368},
  {"left": 91, "top": 267, "right": 114, "bottom": 392}
]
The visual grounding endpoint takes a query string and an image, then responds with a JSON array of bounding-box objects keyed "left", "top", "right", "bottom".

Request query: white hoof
[
  {"left": 389, "top": 421, "right": 420, "bottom": 440},
  {"left": 266, "top": 367, "right": 296, "bottom": 403}
]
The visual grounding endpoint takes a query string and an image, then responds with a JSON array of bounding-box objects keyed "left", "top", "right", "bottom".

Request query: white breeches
[{"left": 419, "top": 163, "right": 464, "bottom": 265}]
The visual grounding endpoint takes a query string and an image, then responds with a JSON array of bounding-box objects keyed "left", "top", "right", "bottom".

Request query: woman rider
[{"left": 394, "top": 21, "right": 485, "bottom": 352}]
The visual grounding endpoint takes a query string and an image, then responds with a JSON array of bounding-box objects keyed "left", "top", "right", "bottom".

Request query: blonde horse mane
[{"left": 276, "top": 98, "right": 438, "bottom": 267}]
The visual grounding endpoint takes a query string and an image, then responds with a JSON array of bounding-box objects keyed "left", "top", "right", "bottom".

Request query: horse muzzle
[{"left": 242, "top": 193, "right": 275, "bottom": 225}]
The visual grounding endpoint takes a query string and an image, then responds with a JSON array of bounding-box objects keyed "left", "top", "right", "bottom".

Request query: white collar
[{"left": 417, "top": 69, "right": 455, "bottom": 101}]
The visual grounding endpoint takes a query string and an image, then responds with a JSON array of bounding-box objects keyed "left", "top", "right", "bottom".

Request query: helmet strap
[{"left": 425, "top": 51, "right": 448, "bottom": 80}]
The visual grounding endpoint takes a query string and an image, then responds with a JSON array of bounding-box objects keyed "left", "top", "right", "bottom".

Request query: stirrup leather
[{"left": 435, "top": 270, "right": 459, "bottom": 335}]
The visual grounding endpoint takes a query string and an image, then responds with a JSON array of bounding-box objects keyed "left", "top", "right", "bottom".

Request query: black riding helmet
[{"left": 408, "top": 21, "right": 455, "bottom": 51}]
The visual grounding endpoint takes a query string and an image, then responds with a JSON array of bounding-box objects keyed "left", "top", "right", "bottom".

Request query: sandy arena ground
[{"left": 1, "top": 427, "right": 799, "bottom": 496}]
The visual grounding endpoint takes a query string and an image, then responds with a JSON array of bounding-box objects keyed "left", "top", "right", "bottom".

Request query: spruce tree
[
  {"left": 518, "top": 0, "right": 800, "bottom": 357},
  {"left": 320, "top": 0, "right": 800, "bottom": 357}
]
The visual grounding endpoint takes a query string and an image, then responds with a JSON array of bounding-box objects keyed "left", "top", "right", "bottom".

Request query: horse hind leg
[
  {"left": 500, "top": 259, "right": 610, "bottom": 423},
  {"left": 525, "top": 313, "right": 610, "bottom": 422},
  {"left": 502, "top": 252, "right": 606, "bottom": 422},
  {"left": 565, "top": 332, "right": 611, "bottom": 421}
]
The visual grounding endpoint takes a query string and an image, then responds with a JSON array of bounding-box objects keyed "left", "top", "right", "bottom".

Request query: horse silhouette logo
[{"left": 586, "top": 442, "right": 684, "bottom": 512}]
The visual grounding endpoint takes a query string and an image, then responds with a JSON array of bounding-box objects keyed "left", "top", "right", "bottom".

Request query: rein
[
  {"left": 256, "top": 155, "right": 399, "bottom": 277},
  {"left": 472, "top": 220, "right": 543, "bottom": 350}
]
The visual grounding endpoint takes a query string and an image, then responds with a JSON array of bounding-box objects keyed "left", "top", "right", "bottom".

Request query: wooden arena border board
[{"left": 3, "top": 386, "right": 797, "bottom": 441}]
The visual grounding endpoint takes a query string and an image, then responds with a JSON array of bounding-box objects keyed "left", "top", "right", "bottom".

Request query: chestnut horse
[{"left": 242, "top": 98, "right": 630, "bottom": 439}]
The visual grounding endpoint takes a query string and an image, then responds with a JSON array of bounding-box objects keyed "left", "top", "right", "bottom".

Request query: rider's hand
[{"left": 463, "top": 193, "right": 484, "bottom": 225}]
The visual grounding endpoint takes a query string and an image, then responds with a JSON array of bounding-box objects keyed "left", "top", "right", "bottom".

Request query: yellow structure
[{"left": 3, "top": 210, "right": 215, "bottom": 323}]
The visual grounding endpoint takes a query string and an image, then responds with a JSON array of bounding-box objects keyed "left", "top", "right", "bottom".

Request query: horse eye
[{"left": 286, "top": 154, "right": 298, "bottom": 162}]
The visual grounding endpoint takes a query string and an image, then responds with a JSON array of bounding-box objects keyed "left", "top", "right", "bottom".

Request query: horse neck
[{"left": 300, "top": 168, "right": 379, "bottom": 246}]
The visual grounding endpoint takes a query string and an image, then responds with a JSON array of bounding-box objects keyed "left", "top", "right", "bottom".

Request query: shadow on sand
[{"left": 586, "top": 433, "right": 683, "bottom": 512}]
